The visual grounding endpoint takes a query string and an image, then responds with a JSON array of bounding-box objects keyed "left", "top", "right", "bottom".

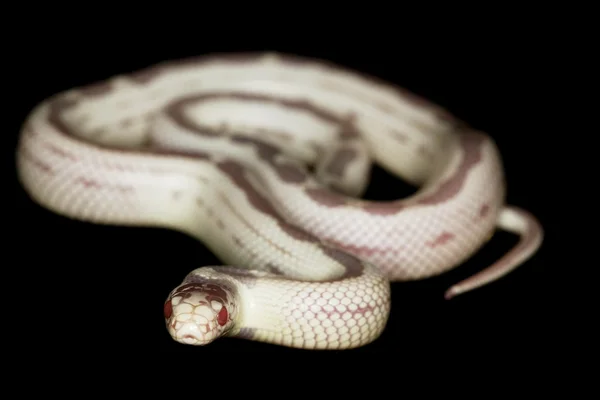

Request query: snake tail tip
[{"left": 444, "top": 287, "right": 459, "bottom": 300}]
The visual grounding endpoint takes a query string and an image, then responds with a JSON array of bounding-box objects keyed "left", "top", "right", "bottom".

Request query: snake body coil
[{"left": 16, "top": 53, "right": 543, "bottom": 350}]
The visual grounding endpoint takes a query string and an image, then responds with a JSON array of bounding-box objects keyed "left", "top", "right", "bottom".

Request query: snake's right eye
[
  {"left": 164, "top": 300, "right": 173, "bottom": 319},
  {"left": 217, "top": 306, "right": 228, "bottom": 326}
]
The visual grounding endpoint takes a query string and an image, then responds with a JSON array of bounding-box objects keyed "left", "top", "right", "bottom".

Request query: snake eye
[
  {"left": 164, "top": 300, "right": 173, "bottom": 319},
  {"left": 217, "top": 306, "right": 228, "bottom": 326}
]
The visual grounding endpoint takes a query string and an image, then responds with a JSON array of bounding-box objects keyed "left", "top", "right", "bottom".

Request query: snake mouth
[
  {"left": 169, "top": 322, "right": 216, "bottom": 346},
  {"left": 165, "top": 314, "right": 222, "bottom": 346},
  {"left": 178, "top": 333, "right": 211, "bottom": 346}
]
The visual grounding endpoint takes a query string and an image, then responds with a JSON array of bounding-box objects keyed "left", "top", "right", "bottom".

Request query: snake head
[{"left": 164, "top": 272, "right": 237, "bottom": 346}]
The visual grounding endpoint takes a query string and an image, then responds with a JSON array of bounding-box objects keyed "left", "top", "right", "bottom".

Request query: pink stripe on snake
[{"left": 15, "top": 53, "right": 543, "bottom": 350}]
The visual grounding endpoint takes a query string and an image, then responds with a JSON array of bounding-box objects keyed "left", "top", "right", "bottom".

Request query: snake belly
[{"left": 16, "top": 52, "right": 543, "bottom": 350}]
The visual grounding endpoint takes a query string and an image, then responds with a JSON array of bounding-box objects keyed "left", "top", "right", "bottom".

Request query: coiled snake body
[{"left": 16, "top": 53, "right": 543, "bottom": 350}]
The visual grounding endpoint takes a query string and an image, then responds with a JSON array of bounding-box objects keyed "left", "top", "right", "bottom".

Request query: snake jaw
[{"left": 164, "top": 277, "right": 237, "bottom": 346}]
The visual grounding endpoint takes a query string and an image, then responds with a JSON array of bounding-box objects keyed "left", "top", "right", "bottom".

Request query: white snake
[{"left": 16, "top": 52, "right": 543, "bottom": 350}]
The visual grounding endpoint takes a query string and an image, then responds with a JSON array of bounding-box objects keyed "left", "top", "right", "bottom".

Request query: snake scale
[{"left": 16, "top": 52, "right": 543, "bottom": 350}]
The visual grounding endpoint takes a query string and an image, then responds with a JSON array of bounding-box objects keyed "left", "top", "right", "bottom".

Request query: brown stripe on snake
[
  {"left": 321, "top": 238, "right": 406, "bottom": 258},
  {"left": 304, "top": 131, "right": 487, "bottom": 215},
  {"left": 304, "top": 187, "right": 348, "bottom": 207},
  {"left": 218, "top": 166, "right": 296, "bottom": 227},
  {"left": 46, "top": 84, "right": 363, "bottom": 182},
  {"left": 426, "top": 231, "right": 455, "bottom": 248},
  {"left": 165, "top": 92, "right": 361, "bottom": 140},
  {"left": 229, "top": 135, "right": 308, "bottom": 184},
  {"left": 188, "top": 162, "right": 366, "bottom": 282},
  {"left": 47, "top": 97, "right": 81, "bottom": 137},
  {"left": 164, "top": 52, "right": 451, "bottom": 121},
  {"left": 337, "top": 113, "right": 361, "bottom": 139},
  {"left": 479, "top": 204, "right": 490, "bottom": 218},
  {"left": 163, "top": 93, "right": 366, "bottom": 185},
  {"left": 152, "top": 147, "right": 212, "bottom": 161},
  {"left": 215, "top": 178, "right": 314, "bottom": 275},
  {"left": 44, "top": 94, "right": 214, "bottom": 160},
  {"left": 48, "top": 53, "right": 453, "bottom": 147},
  {"left": 321, "top": 247, "right": 364, "bottom": 278},
  {"left": 216, "top": 159, "right": 364, "bottom": 280},
  {"left": 79, "top": 81, "right": 114, "bottom": 97},
  {"left": 417, "top": 132, "right": 485, "bottom": 205},
  {"left": 216, "top": 160, "right": 320, "bottom": 244},
  {"left": 219, "top": 53, "right": 455, "bottom": 120},
  {"left": 217, "top": 161, "right": 283, "bottom": 219},
  {"left": 314, "top": 74, "right": 449, "bottom": 121},
  {"left": 277, "top": 54, "right": 455, "bottom": 122}
]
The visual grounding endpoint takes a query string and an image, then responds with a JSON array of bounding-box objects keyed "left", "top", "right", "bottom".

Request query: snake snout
[
  {"left": 167, "top": 302, "right": 221, "bottom": 346},
  {"left": 176, "top": 322, "right": 210, "bottom": 345}
]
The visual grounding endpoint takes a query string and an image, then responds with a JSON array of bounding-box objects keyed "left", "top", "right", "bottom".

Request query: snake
[{"left": 16, "top": 52, "right": 543, "bottom": 350}]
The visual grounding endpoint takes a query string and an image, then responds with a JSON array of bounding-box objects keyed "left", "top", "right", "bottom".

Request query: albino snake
[{"left": 16, "top": 52, "right": 543, "bottom": 350}]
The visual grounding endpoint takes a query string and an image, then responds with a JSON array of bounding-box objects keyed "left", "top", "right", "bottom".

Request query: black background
[{"left": 8, "top": 23, "right": 566, "bottom": 362}]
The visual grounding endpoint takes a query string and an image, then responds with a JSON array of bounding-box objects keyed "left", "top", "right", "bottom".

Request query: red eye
[
  {"left": 164, "top": 300, "right": 172, "bottom": 319},
  {"left": 217, "top": 306, "right": 228, "bottom": 326}
]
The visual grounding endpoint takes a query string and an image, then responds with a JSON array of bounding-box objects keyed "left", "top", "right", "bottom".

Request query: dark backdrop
[{"left": 8, "top": 28, "right": 562, "bottom": 361}]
